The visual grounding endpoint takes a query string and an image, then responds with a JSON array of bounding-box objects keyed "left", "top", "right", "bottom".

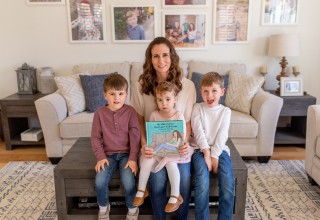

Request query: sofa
[
  {"left": 35, "top": 60, "right": 283, "bottom": 164},
  {"left": 305, "top": 105, "right": 320, "bottom": 186}
]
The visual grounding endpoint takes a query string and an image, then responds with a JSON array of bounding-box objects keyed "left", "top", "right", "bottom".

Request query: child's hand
[
  {"left": 142, "top": 145, "right": 154, "bottom": 158},
  {"left": 202, "top": 149, "right": 212, "bottom": 171},
  {"left": 211, "top": 158, "right": 219, "bottom": 174},
  {"left": 125, "top": 160, "right": 138, "bottom": 176},
  {"left": 179, "top": 142, "right": 189, "bottom": 156},
  {"left": 95, "top": 159, "right": 109, "bottom": 173}
]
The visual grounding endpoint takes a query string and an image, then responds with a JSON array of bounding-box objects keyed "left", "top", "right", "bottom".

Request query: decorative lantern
[{"left": 15, "top": 63, "right": 38, "bottom": 94}]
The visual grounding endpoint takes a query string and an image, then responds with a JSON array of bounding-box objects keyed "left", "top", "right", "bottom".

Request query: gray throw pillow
[
  {"left": 191, "top": 72, "right": 229, "bottom": 104},
  {"left": 80, "top": 74, "right": 113, "bottom": 112}
]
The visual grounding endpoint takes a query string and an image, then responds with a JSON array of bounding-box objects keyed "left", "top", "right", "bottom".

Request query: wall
[{"left": 0, "top": 0, "right": 319, "bottom": 103}]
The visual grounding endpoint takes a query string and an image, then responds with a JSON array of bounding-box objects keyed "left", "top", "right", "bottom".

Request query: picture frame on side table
[
  {"left": 280, "top": 77, "right": 303, "bottom": 96},
  {"left": 163, "top": 0, "right": 208, "bottom": 8},
  {"left": 213, "top": 0, "right": 250, "bottom": 44},
  {"left": 111, "top": 5, "right": 156, "bottom": 43},
  {"left": 27, "top": 0, "right": 65, "bottom": 5},
  {"left": 163, "top": 12, "right": 207, "bottom": 50},
  {"left": 261, "top": 0, "right": 299, "bottom": 25},
  {"left": 66, "top": 0, "right": 107, "bottom": 43}
]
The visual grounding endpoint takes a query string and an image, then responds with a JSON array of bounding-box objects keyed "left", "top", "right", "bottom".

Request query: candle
[
  {"left": 260, "top": 66, "right": 267, "bottom": 74},
  {"left": 293, "top": 66, "right": 300, "bottom": 73}
]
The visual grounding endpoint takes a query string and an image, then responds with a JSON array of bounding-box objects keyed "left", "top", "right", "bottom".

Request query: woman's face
[{"left": 151, "top": 44, "right": 171, "bottom": 82}]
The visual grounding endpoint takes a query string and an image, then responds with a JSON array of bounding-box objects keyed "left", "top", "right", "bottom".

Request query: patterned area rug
[{"left": 0, "top": 160, "right": 320, "bottom": 220}]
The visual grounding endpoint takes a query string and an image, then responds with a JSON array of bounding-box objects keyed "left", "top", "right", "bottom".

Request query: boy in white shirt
[{"left": 190, "top": 72, "right": 235, "bottom": 220}]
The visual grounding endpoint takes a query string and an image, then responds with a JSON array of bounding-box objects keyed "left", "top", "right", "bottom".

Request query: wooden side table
[
  {"left": 0, "top": 93, "right": 45, "bottom": 150},
  {"left": 269, "top": 91, "right": 317, "bottom": 145}
]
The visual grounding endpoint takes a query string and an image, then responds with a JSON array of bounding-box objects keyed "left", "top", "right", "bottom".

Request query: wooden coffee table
[{"left": 54, "top": 137, "right": 247, "bottom": 220}]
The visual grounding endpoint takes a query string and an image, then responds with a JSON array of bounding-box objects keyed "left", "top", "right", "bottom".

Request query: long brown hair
[{"left": 139, "top": 37, "right": 183, "bottom": 96}]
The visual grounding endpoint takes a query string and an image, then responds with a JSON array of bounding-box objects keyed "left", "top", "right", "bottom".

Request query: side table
[
  {"left": 0, "top": 92, "right": 46, "bottom": 150},
  {"left": 269, "top": 91, "right": 317, "bottom": 145}
]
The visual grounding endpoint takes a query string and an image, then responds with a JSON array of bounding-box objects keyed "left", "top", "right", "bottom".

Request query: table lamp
[{"left": 268, "top": 34, "right": 300, "bottom": 94}]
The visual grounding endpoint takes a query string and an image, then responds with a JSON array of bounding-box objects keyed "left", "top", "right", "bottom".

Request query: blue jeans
[
  {"left": 192, "top": 150, "right": 235, "bottom": 220},
  {"left": 149, "top": 162, "right": 191, "bottom": 220},
  {"left": 95, "top": 153, "right": 136, "bottom": 208}
]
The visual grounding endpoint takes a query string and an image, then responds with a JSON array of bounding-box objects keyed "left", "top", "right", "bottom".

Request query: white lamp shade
[{"left": 268, "top": 34, "right": 300, "bottom": 57}]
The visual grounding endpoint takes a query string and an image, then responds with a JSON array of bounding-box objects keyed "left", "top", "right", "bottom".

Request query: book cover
[{"left": 146, "top": 120, "right": 184, "bottom": 157}]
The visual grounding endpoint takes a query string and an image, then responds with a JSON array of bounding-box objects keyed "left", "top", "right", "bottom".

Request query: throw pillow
[
  {"left": 225, "top": 71, "right": 264, "bottom": 115},
  {"left": 54, "top": 74, "right": 85, "bottom": 116},
  {"left": 79, "top": 74, "right": 112, "bottom": 112},
  {"left": 191, "top": 72, "right": 229, "bottom": 104}
]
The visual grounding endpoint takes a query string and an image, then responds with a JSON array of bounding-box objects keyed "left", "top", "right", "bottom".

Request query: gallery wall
[{"left": 0, "top": 0, "right": 319, "bottom": 103}]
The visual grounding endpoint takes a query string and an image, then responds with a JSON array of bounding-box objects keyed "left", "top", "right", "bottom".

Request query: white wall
[{"left": 1, "top": 0, "right": 319, "bottom": 103}]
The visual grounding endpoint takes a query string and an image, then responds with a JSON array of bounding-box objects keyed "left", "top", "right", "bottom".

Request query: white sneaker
[
  {"left": 98, "top": 204, "right": 110, "bottom": 220},
  {"left": 126, "top": 207, "right": 139, "bottom": 220}
]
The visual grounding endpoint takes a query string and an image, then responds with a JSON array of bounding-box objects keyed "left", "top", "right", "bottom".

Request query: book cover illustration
[{"left": 146, "top": 120, "right": 184, "bottom": 157}]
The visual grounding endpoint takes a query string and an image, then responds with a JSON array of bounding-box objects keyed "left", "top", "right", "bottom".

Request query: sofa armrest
[
  {"left": 35, "top": 92, "right": 67, "bottom": 158},
  {"left": 305, "top": 105, "right": 320, "bottom": 174},
  {"left": 251, "top": 89, "right": 283, "bottom": 156}
]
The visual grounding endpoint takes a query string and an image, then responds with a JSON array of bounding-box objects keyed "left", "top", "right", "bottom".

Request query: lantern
[{"left": 16, "top": 63, "right": 38, "bottom": 94}]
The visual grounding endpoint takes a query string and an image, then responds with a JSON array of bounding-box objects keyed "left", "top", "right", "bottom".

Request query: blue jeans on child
[
  {"left": 192, "top": 149, "right": 235, "bottom": 220},
  {"left": 95, "top": 153, "right": 136, "bottom": 208},
  {"left": 149, "top": 162, "right": 191, "bottom": 220}
]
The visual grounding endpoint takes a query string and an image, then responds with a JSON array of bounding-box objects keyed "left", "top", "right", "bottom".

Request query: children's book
[{"left": 146, "top": 120, "right": 184, "bottom": 157}]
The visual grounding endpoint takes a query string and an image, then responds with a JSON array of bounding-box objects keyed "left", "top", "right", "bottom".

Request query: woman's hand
[{"left": 141, "top": 144, "right": 155, "bottom": 158}]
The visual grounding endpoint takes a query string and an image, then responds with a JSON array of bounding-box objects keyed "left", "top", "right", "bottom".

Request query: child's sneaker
[
  {"left": 126, "top": 207, "right": 139, "bottom": 220},
  {"left": 98, "top": 204, "right": 110, "bottom": 220}
]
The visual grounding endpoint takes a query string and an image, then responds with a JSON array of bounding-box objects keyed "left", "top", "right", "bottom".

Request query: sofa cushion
[
  {"left": 191, "top": 71, "right": 229, "bottom": 104},
  {"left": 54, "top": 74, "right": 85, "bottom": 116},
  {"left": 80, "top": 74, "right": 112, "bottom": 112},
  {"left": 225, "top": 71, "right": 264, "bottom": 115},
  {"left": 60, "top": 112, "right": 94, "bottom": 138},
  {"left": 229, "top": 110, "right": 258, "bottom": 138}
]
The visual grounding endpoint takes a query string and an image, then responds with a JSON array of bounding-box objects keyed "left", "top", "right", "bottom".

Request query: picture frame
[
  {"left": 163, "top": 0, "right": 208, "bottom": 8},
  {"left": 280, "top": 77, "right": 303, "bottom": 96},
  {"left": 261, "top": 0, "right": 298, "bottom": 25},
  {"left": 213, "top": 0, "right": 250, "bottom": 44},
  {"left": 66, "top": 0, "right": 107, "bottom": 43},
  {"left": 163, "top": 12, "right": 207, "bottom": 50},
  {"left": 111, "top": 6, "right": 156, "bottom": 43},
  {"left": 27, "top": 0, "right": 65, "bottom": 5}
]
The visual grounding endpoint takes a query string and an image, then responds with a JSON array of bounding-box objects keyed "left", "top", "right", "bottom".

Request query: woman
[{"left": 131, "top": 37, "right": 196, "bottom": 219}]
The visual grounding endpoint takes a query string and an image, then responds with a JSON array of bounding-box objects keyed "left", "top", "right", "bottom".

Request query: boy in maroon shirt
[{"left": 91, "top": 73, "right": 140, "bottom": 220}]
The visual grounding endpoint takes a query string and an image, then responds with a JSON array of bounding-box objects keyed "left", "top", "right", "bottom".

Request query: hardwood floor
[{"left": 0, "top": 141, "right": 305, "bottom": 169}]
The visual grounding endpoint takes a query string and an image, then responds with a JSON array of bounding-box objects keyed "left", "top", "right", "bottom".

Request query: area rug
[{"left": 0, "top": 160, "right": 320, "bottom": 220}]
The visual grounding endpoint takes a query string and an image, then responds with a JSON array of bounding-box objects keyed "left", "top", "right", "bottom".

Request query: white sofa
[
  {"left": 305, "top": 105, "right": 320, "bottom": 186},
  {"left": 35, "top": 60, "right": 283, "bottom": 164}
]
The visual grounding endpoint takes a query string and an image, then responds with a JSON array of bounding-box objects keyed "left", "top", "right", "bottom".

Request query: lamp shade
[{"left": 268, "top": 34, "right": 300, "bottom": 57}]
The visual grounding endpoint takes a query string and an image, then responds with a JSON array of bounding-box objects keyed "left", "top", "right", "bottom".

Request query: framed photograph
[
  {"left": 213, "top": 0, "right": 250, "bottom": 44},
  {"left": 163, "top": 13, "right": 207, "bottom": 50},
  {"left": 111, "top": 6, "right": 156, "bottom": 43},
  {"left": 66, "top": 0, "right": 107, "bottom": 43},
  {"left": 27, "top": 0, "right": 65, "bottom": 5},
  {"left": 280, "top": 77, "right": 303, "bottom": 96},
  {"left": 163, "top": 0, "right": 208, "bottom": 8},
  {"left": 262, "top": 0, "right": 298, "bottom": 25}
]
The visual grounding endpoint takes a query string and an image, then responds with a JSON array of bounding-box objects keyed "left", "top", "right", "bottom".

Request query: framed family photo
[
  {"left": 66, "top": 0, "right": 107, "bottom": 43},
  {"left": 163, "top": 0, "right": 208, "bottom": 8},
  {"left": 280, "top": 77, "right": 303, "bottom": 96},
  {"left": 262, "top": 0, "right": 299, "bottom": 25},
  {"left": 213, "top": 0, "right": 250, "bottom": 44},
  {"left": 163, "top": 13, "right": 207, "bottom": 50},
  {"left": 111, "top": 6, "right": 156, "bottom": 43},
  {"left": 27, "top": 0, "right": 65, "bottom": 5}
]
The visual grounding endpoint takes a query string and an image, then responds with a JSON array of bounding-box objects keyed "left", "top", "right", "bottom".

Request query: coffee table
[{"left": 54, "top": 137, "right": 247, "bottom": 220}]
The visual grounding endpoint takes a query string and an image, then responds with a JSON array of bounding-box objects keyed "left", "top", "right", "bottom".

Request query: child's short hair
[
  {"left": 126, "top": 10, "right": 137, "bottom": 19},
  {"left": 200, "top": 72, "right": 224, "bottom": 89},
  {"left": 104, "top": 73, "right": 128, "bottom": 92},
  {"left": 155, "top": 81, "right": 179, "bottom": 97}
]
